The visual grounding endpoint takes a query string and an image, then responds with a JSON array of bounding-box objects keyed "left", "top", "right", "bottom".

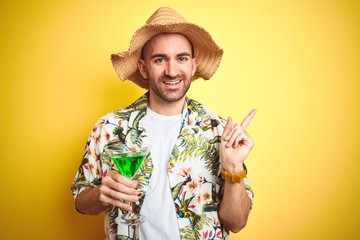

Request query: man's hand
[
  {"left": 220, "top": 109, "right": 256, "bottom": 173},
  {"left": 75, "top": 170, "right": 139, "bottom": 214},
  {"left": 98, "top": 170, "right": 139, "bottom": 211}
]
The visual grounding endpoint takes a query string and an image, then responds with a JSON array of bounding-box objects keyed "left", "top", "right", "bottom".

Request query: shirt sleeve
[
  {"left": 70, "top": 118, "right": 109, "bottom": 201},
  {"left": 243, "top": 176, "right": 254, "bottom": 209}
]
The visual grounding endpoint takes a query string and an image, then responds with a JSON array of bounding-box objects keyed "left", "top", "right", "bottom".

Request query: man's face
[{"left": 138, "top": 33, "right": 198, "bottom": 103}]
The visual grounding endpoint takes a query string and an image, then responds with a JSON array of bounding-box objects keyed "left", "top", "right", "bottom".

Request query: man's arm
[
  {"left": 218, "top": 168, "right": 251, "bottom": 232},
  {"left": 75, "top": 170, "right": 139, "bottom": 215},
  {"left": 218, "top": 111, "right": 256, "bottom": 232}
]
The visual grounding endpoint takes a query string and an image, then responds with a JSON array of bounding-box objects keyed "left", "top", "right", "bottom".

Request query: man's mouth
[{"left": 164, "top": 80, "right": 181, "bottom": 85}]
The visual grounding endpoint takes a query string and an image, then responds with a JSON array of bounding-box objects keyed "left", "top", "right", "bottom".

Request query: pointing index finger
[{"left": 240, "top": 109, "right": 257, "bottom": 129}]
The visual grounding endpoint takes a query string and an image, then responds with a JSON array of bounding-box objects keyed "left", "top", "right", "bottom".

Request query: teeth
[{"left": 165, "top": 80, "right": 180, "bottom": 85}]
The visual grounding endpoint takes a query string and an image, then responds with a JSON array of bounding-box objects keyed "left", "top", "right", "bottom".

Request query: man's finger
[
  {"left": 225, "top": 125, "right": 245, "bottom": 148},
  {"left": 222, "top": 117, "right": 233, "bottom": 140},
  {"left": 241, "top": 109, "right": 257, "bottom": 129}
]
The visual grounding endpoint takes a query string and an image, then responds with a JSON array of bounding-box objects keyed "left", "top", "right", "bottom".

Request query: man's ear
[
  {"left": 138, "top": 59, "right": 148, "bottom": 79},
  {"left": 191, "top": 57, "right": 199, "bottom": 76}
]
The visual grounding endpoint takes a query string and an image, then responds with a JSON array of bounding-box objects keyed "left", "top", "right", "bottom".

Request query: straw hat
[{"left": 111, "top": 7, "right": 224, "bottom": 89}]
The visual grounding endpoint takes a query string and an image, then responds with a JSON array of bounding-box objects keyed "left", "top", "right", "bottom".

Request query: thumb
[{"left": 222, "top": 117, "right": 233, "bottom": 141}]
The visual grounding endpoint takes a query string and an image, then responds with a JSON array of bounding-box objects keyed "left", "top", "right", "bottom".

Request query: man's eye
[
  {"left": 179, "top": 57, "right": 188, "bottom": 62},
  {"left": 154, "top": 58, "right": 165, "bottom": 63}
]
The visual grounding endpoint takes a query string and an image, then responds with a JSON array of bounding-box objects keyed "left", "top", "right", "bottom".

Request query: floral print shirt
[{"left": 71, "top": 93, "right": 254, "bottom": 240}]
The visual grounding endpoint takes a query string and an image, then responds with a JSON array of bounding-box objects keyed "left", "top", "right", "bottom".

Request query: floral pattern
[{"left": 71, "top": 92, "right": 254, "bottom": 240}]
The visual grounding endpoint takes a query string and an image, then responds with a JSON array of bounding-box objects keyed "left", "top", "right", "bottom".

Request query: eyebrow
[
  {"left": 150, "top": 53, "right": 167, "bottom": 59},
  {"left": 177, "top": 52, "right": 191, "bottom": 57},
  {"left": 150, "top": 52, "right": 192, "bottom": 60}
]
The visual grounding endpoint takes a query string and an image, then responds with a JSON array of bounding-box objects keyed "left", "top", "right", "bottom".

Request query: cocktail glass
[{"left": 104, "top": 143, "right": 149, "bottom": 225}]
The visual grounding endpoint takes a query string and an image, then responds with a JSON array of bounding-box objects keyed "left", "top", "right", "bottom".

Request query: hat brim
[{"left": 111, "top": 22, "right": 223, "bottom": 89}]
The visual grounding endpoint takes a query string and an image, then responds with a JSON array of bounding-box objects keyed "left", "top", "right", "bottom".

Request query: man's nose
[{"left": 165, "top": 60, "right": 178, "bottom": 77}]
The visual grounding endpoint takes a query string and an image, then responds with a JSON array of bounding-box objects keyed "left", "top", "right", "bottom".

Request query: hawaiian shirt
[{"left": 71, "top": 93, "right": 254, "bottom": 240}]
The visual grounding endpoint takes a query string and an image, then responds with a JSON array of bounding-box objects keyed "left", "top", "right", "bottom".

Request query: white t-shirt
[{"left": 139, "top": 108, "right": 182, "bottom": 240}]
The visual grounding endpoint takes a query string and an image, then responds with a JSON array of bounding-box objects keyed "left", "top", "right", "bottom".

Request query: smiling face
[{"left": 138, "top": 33, "right": 198, "bottom": 108}]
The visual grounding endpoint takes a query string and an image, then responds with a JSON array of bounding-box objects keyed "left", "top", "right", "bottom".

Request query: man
[{"left": 71, "top": 7, "right": 255, "bottom": 240}]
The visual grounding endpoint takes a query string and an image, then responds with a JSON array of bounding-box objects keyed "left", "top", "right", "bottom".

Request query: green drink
[
  {"left": 104, "top": 143, "right": 149, "bottom": 226},
  {"left": 112, "top": 154, "right": 147, "bottom": 178}
]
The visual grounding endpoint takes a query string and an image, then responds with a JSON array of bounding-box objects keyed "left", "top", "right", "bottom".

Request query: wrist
[
  {"left": 222, "top": 162, "right": 245, "bottom": 173},
  {"left": 221, "top": 163, "right": 247, "bottom": 183}
]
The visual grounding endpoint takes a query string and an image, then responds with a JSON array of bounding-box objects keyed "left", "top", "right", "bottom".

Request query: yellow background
[{"left": 1, "top": 0, "right": 359, "bottom": 239}]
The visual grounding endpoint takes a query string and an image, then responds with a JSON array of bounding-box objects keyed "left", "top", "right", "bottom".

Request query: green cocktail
[
  {"left": 104, "top": 143, "right": 149, "bottom": 226},
  {"left": 112, "top": 154, "right": 147, "bottom": 178}
]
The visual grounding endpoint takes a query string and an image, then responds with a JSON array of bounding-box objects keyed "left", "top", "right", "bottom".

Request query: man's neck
[{"left": 147, "top": 92, "right": 185, "bottom": 116}]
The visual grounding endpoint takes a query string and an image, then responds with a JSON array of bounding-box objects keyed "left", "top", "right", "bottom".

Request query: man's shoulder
[
  {"left": 98, "top": 94, "right": 148, "bottom": 122},
  {"left": 186, "top": 97, "right": 226, "bottom": 122}
]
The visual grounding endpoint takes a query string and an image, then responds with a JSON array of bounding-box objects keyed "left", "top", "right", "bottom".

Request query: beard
[{"left": 149, "top": 74, "right": 191, "bottom": 103}]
